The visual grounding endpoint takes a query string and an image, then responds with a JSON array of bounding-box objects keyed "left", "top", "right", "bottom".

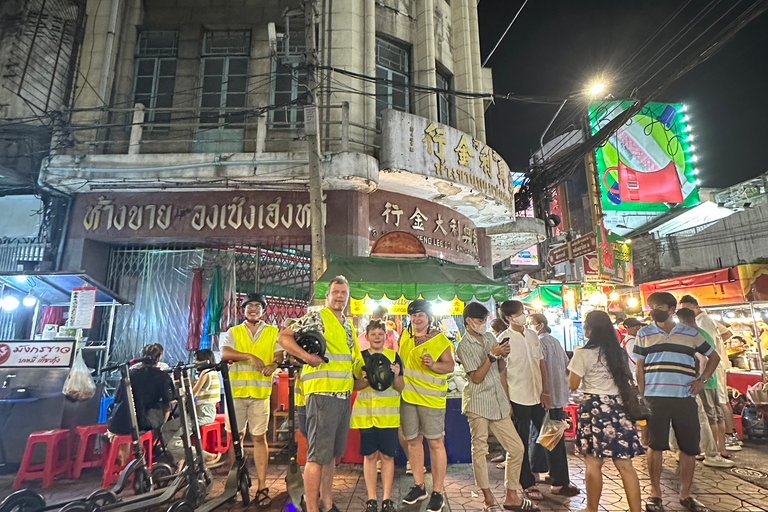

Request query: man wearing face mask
[
  {"left": 497, "top": 300, "right": 550, "bottom": 502},
  {"left": 634, "top": 292, "right": 720, "bottom": 512}
]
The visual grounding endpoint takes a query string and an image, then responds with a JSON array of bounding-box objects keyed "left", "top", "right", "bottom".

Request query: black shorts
[
  {"left": 646, "top": 396, "right": 700, "bottom": 456},
  {"left": 359, "top": 427, "right": 399, "bottom": 458}
]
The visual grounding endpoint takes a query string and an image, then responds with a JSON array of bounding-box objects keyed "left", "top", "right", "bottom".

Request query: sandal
[
  {"left": 483, "top": 506, "right": 503, "bottom": 512},
  {"left": 523, "top": 488, "right": 543, "bottom": 501},
  {"left": 646, "top": 497, "right": 664, "bottom": 512},
  {"left": 255, "top": 488, "right": 272, "bottom": 509},
  {"left": 550, "top": 483, "right": 580, "bottom": 497},
  {"left": 502, "top": 498, "right": 539, "bottom": 511},
  {"left": 680, "top": 497, "right": 711, "bottom": 512}
]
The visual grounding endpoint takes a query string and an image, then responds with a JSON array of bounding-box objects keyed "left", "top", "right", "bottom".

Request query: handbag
[{"left": 625, "top": 384, "right": 652, "bottom": 422}]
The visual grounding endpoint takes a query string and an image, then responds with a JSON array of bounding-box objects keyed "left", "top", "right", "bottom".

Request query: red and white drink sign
[{"left": 0, "top": 341, "right": 75, "bottom": 368}]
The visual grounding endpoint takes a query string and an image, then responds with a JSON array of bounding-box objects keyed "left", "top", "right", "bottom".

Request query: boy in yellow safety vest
[{"left": 352, "top": 320, "right": 405, "bottom": 512}]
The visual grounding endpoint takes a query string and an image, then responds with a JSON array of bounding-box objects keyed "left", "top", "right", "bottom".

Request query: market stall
[
  {"left": 313, "top": 255, "right": 508, "bottom": 464},
  {"left": 640, "top": 264, "right": 768, "bottom": 393},
  {"left": 0, "top": 272, "right": 129, "bottom": 469}
]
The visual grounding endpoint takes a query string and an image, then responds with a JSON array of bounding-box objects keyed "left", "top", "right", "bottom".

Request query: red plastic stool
[
  {"left": 734, "top": 414, "right": 743, "bottom": 440},
  {"left": 71, "top": 424, "right": 108, "bottom": 479},
  {"left": 101, "top": 431, "right": 153, "bottom": 488},
  {"left": 13, "top": 429, "right": 72, "bottom": 490},
  {"left": 564, "top": 404, "right": 579, "bottom": 438},
  {"left": 199, "top": 423, "right": 230, "bottom": 454},
  {"left": 215, "top": 413, "right": 226, "bottom": 425}
]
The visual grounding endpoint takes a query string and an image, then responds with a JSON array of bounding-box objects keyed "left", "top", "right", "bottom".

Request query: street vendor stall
[
  {"left": 313, "top": 255, "right": 508, "bottom": 464},
  {"left": 0, "top": 272, "right": 129, "bottom": 469},
  {"left": 640, "top": 264, "right": 768, "bottom": 396},
  {"left": 518, "top": 284, "right": 583, "bottom": 350}
]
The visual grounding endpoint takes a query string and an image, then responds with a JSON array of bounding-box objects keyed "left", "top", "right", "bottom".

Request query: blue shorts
[{"left": 359, "top": 427, "right": 399, "bottom": 457}]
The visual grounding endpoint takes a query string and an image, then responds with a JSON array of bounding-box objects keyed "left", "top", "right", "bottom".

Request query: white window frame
[
  {"left": 198, "top": 30, "right": 251, "bottom": 129},
  {"left": 131, "top": 31, "right": 178, "bottom": 129},
  {"left": 375, "top": 37, "right": 410, "bottom": 123}
]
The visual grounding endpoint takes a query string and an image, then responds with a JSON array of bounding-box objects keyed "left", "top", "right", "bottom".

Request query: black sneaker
[
  {"left": 382, "top": 499, "right": 397, "bottom": 512},
  {"left": 364, "top": 499, "right": 378, "bottom": 512},
  {"left": 426, "top": 492, "right": 444, "bottom": 512},
  {"left": 402, "top": 485, "right": 427, "bottom": 505}
]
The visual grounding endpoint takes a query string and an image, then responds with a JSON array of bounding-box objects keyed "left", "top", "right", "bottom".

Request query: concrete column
[
  {"left": 467, "top": 2, "right": 486, "bottom": 142},
  {"left": 325, "top": 190, "right": 370, "bottom": 256},
  {"left": 412, "top": 0, "right": 437, "bottom": 120},
  {"left": 451, "top": 0, "right": 476, "bottom": 137}
]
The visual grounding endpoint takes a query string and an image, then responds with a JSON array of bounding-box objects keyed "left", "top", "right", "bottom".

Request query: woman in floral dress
[{"left": 568, "top": 311, "right": 643, "bottom": 512}]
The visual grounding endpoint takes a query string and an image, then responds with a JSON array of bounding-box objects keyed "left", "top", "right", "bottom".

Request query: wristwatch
[{"left": 487, "top": 353, "right": 498, "bottom": 363}]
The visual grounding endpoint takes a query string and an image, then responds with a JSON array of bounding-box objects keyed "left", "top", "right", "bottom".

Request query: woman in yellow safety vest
[{"left": 352, "top": 320, "right": 405, "bottom": 512}]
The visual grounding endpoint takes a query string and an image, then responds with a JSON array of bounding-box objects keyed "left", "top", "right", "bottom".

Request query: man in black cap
[{"left": 221, "top": 292, "right": 283, "bottom": 506}]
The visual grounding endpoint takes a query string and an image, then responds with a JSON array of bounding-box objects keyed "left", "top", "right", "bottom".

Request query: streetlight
[{"left": 588, "top": 82, "right": 606, "bottom": 96}]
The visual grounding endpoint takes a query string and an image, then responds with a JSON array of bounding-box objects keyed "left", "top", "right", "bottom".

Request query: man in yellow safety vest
[
  {"left": 278, "top": 275, "right": 362, "bottom": 512},
  {"left": 399, "top": 299, "right": 455, "bottom": 512},
  {"left": 221, "top": 292, "right": 282, "bottom": 506},
  {"left": 352, "top": 320, "right": 405, "bottom": 512}
]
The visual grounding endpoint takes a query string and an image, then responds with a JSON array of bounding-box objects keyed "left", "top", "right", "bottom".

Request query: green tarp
[
  {"left": 519, "top": 284, "right": 581, "bottom": 307},
  {"left": 314, "top": 255, "right": 507, "bottom": 302}
]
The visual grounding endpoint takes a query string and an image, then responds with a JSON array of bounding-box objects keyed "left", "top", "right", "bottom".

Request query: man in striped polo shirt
[{"left": 634, "top": 292, "right": 720, "bottom": 512}]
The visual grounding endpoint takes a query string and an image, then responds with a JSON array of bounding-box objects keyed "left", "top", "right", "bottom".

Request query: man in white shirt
[
  {"left": 680, "top": 295, "right": 740, "bottom": 452},
  {"left": 498, "top": 300, "right": 551, "bottom": 502}
]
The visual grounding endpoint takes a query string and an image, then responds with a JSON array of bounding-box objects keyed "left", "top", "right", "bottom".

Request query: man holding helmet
[
  {"left": 278, "top": 276, "right": 362, "bottom": 512},
  {"left": 399, "top": 299, "right": 455, "bottom": 512},
  {"left": 352, "top": 320, "right": 405, "bottom": 512},
  {"left": 221, "top": 292, "right": 282, "bottom": 504}
]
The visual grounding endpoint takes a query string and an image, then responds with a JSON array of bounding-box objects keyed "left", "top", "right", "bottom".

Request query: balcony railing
[{"left": 62, "top": 102, "right": 379, "bottom": 157}]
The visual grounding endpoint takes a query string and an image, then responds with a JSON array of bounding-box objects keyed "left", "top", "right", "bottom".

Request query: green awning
[
  {"left": 314, "top": 255, "right": 507, "bottom": 302},
  {"left": 519, "top": 284, "right": 581, "bottom": 307}
]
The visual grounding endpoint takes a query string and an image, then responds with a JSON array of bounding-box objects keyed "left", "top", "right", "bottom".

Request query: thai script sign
[{"left": 0, "top": 341, "right": 74, "bottom": 368}]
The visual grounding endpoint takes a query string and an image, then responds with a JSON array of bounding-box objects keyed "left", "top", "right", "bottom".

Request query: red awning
[
  {"left": 639, "top": 267, "right": 744, "bottom": 308},
  {"left": 640, "top": 268, "right": 734, "bottom": 293}
]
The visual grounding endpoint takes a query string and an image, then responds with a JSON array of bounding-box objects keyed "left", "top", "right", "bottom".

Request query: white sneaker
[
  {"left": 726, "top": 437, "right": 743, "bottom": 451},
  {"left": 703, "top": 455, "right": 735, "bottom": 468}
]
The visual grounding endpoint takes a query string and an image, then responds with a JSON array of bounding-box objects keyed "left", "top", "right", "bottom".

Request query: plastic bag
[
  {"left": 62, "top": 350, "right": 96, "bottom": 401},
  {"left": 536, "top": 413, "right": 568, "bottom": 451}
]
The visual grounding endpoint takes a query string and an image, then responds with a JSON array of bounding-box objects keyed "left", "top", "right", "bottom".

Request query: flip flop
[
  {"left": 523, "top": 488, "right": 543, "bottom": 501},
  {"left": 255, "top": 488, "right": 272, "bottom": 509},
  {"left": 680, "top": 497, "right": 711, "bottom": 512},
  {"left": 646, "top": 497, "right": 664, "bottom": 512},
  {"left": 550, "top": 483, "right": 580, "bottom": 497},
  {"left": 502, "top": 498, "right": 539, "bottom": 511}
]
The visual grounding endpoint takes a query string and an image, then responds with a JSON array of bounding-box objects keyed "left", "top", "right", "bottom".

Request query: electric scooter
[{"left": 192, "top": 360, "right": 251, "bottom": 511}]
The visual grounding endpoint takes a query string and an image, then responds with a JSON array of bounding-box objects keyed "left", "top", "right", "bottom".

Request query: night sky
[{"left": 479, "top": 0, "right": 768, "bottom": 189}]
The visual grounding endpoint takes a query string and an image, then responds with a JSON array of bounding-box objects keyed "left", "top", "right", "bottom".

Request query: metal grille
[
  {"left": 5, "top": 0, "right": 85, "bottom": 114},
  {"left": 0, "top": 237, "right": 47, "bottom": 339}
]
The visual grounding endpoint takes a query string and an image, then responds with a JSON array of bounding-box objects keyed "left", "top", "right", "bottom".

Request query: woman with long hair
[{"left": 568, "top": 311, "right": 643, "bottom": 512}]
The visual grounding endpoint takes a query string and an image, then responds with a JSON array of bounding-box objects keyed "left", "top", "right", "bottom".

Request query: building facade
[{"left": 39, "top": 0, "right": 544, "bottom": 360}]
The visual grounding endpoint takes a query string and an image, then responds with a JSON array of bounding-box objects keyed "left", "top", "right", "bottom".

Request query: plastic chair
[
  {"left": 199, "top": 422, "right": 230, "bottom": 454},
  {"left": 13, "top": 429, "right": 72, "bottom": 490},
  {"left": 734, "top": 414, "right": 743, "bottom": 440},
  {"left": 71, "top": 424, "right": 108, "bottom": 479},
  {"left": 101, "top": 430, "right": 153, "bottom": 488}
]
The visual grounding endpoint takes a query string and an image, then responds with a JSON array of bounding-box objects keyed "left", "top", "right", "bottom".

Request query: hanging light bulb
[
  {"left": 1, "top": 295, "right": 20, "bottom": 311},
  {"left": 23, "top": 289, "right": 37, "bottom": 307},
  {"left": 609, "top": 292, "right": 620, "bottom": 301},
  {"left": 627, "top": 297, "right": 639, "bottom": 308}
]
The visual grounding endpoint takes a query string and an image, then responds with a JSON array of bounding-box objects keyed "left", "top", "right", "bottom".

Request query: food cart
[
  {"left": 0, "top": 272, "right": 129, "bottom": 469},
  {"left": 313, "top": 255, "right": 508, "bottom": 464},
  {"left": 639, "top": 264, "right": 768, "bottom": 395}
]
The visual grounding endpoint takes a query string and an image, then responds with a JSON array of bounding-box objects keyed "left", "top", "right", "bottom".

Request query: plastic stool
[
  {"left": 101, "top": 431, "right": 153, "bottom": 488},
  {"left": 71, "top": 424, "right": 108, "bottom": 479},
  {"left": 13, "top": 429, "right": 72, "bottom": 490},
  {"left": 215, "top": 413, "right": 226, "bottom": 425},
  {"left": 563, "top": 404, "right": 579, "bottom": 438},
  {"left": 199, "top": 423, "right": 230, "bottom": 454},
  {"left": 734, "top": 414, "right": 743, "bottom": 440}
]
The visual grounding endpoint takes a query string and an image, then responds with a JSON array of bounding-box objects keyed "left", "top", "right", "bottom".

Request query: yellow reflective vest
[
  {"left": 229, "top": 323, "right": 279, "bottom": 399},
  {"left": 399, "top": 329, "right": 452, "bottom": 409},
  {"left": 302, "top": 308, "right": 361, "bottom": 395},
  {"left": 350, "top": 348, "right": 400, "bottom": 429}
]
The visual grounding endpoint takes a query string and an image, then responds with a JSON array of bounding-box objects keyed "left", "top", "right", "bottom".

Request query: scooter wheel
[
  {"left": 132, "top": 466, "right": 152, "bottom": 495},
  {"left": 58, "top": 502, "right": 92, "bottom": 512},
  {"left": 85, "top": 489, "right": 118, "bottom": 507},
  {"left": 239, "top": 472, "right": 251, "bottom": 506},
  {"left": 150, "top": 463, "right": 174, "bottom": 489},
  {"left": 0, "top": 490, "right": 46, "bottom": 512},
  {"left": 166, "top": 500, "right": 194, "bottom": 512}
]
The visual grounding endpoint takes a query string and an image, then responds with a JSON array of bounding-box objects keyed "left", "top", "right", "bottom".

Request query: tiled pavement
[{"left": 3, "top": 451, "right": 768, "bottom": 512}]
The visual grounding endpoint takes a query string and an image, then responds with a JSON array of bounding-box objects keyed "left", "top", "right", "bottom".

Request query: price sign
[{"left": 68, "top": 287, "right": 97, "bottom": 329}]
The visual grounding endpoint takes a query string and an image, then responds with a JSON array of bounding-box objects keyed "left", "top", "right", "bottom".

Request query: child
[{"left": 352, "top": 320, "right": 405, "bottom": 512}]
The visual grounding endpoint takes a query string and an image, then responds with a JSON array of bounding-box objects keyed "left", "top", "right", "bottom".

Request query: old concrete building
[{"left": 37, "top": 0, "right": 543, "bottom": 359}]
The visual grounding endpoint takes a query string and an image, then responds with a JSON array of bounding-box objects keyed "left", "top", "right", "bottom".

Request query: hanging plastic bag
[
  {"left": 536, "top": 413, "right": 568, "bottom": 451},
  {"left": 62, "top": 350, "right": 96, "bottom": 401}
]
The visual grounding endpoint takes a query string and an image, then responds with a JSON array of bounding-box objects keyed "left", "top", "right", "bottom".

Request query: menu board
[{"left": 68, "top": 287, "right": 97, "bottom": 329}]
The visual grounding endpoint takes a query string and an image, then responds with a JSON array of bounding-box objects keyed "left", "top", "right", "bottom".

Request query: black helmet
[
  {"left": 364, "top": 352, "right": 395, "bottom": 391},
  {"left": 294, "top": 330, "right": 327, "bottom": 362},
  {"left": 407, "top": 299, "right": 432, "bottom": 316},
  {"left": 242, "top": 293, "right": 267, "bottom": 309}
]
